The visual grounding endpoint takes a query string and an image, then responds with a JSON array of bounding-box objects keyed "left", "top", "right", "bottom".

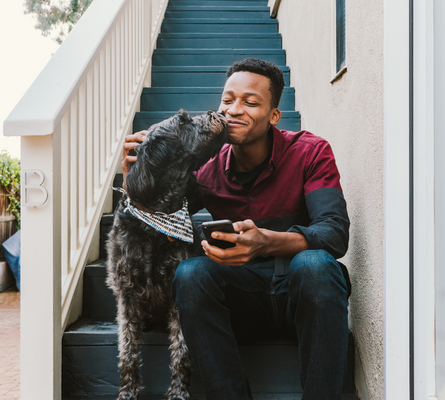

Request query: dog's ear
[{"left": 177, "top": 109, "right": 193, "bottom": 125}]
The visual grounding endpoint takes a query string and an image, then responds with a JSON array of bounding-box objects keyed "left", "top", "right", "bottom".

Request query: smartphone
[{"left": 201, "top": 220, "right": 237, "bottom": 249}]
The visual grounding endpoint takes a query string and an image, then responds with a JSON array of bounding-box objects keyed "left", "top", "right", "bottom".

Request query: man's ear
[{"left": 269, "top": 108, "right": 281, "bottom": 126}]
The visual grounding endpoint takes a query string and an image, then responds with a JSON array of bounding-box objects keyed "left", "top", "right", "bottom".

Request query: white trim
[
  {"left": 331, "top": 0, "right": 347, "bottom": 81},
  {"left": 413, "top": 1, "right": 437, "bottom": 398},
  {"left": 330, "top": 66, "right": 347, "bottom": 84},
  {"left": 20, "top": 134, "right": 62, "bottom": 400},
  {"left": 383, "top": 0, "right": 411, "bottom": 398},
  {"left": 434, "top": 0, "right": 445, "bottom": 397}
]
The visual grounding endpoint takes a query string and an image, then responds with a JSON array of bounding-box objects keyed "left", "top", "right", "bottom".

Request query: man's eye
[
  {"left": 245, "top": 102, "right": 258, "bottom": 106},
  {"left": 222, "top": 99, "right": 232, "bottom": 103}
]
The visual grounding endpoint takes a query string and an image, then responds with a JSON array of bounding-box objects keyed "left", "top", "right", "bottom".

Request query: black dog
[{"left": 106, "top": 109, "right": 227, "bottom": 400}]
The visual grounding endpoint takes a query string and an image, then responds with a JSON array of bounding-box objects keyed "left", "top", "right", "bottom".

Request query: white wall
[{"left": 276, "top": 1, "right": 384, "bottom": 398}]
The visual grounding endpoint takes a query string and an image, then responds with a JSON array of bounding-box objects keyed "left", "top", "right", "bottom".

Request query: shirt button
[{"left": 249, "top": 197, "right": 254, "bottom": 201}]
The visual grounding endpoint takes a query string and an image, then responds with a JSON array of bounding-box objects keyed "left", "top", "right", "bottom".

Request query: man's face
[{"left": 219, "top": 71, "right": 280, "bottom": 146}]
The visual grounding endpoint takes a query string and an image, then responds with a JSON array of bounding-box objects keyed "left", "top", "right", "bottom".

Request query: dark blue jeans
[{"left": 171, "top": 250, "right": 349, "bottom": 400}]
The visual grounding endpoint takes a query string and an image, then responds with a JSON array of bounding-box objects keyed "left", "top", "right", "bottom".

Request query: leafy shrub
[
  {"left": 0, "top": 152, "right": 21, "bottom": 228},
  {"left": 24, "top": 0, "right": 94, "bottom": 44}
]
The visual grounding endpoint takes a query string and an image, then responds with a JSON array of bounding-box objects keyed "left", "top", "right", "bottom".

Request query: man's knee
[
  {"left": 288, "top": 250, "right": 347, "bottom": 305},
  {"left": 172, "top": 256, "right": 222, "bottom": 304}
]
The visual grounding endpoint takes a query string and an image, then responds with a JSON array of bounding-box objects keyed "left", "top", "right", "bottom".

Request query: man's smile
[{"left": 227, "top": 119, "right": 248, "bottom": 127}]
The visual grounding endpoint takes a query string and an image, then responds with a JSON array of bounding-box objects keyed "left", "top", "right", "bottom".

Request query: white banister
[{"left": 3, "top": 0, "right": 169, "bottom": 398}]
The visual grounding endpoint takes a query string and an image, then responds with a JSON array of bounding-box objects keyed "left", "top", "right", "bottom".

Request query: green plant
[
  {"left": 0, "top": 152, "right": 20, "bottom": 228},
  {"left": 24, "top": 0, "right": 94, "bottom": 45}
]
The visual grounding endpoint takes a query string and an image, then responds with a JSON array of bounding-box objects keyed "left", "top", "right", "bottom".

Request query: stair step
[
  {"left": 161, "top": 19, "right": 278, "bottom": 34},
  {"left": 152, "top": 49, "right": 286, "bottom": 66},
  {"left": 133, "top": 111, "right": 301, "bottom": 133},
  {"left": 169, "top": 0, "right": 268, "bottom": 4},
  {"left": 63, "top": 319, "right": 356, "bottom": 397},
  {"left": 151, "top": 65, "right": 290, "bottom": 87},
  {"left": 165, "top": 7, "right": 271, "bottom": 20},
  {"left": 157, "top": 33, "right": 282, "bottom": 49},
  {"left": 63, "top": 396, "right": 359, "bottom": 400},
  {"left": 82, "top": 262, "right": 116, "bottom": 321},
  {"left": 140, "top": 87, "right": 295, "bottom": 112}
]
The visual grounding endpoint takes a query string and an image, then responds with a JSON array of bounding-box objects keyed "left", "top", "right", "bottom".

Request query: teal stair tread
[
  {"left": 165, "top": 11, "right": 271, "bottom": 20},
  {"left": 134, "top": 111, "right": 300, "bottom": 118},
  {"left": 63, "top": 395, "right": 359, "bottom": 400},
  {"left": 64, "top": 318, "right": 304, "bottom": 347},
  {"left": 162, "top": 18, "right": 278, "bottom": 24},
  {"left": 140, "top": 87, "right": 295, "bottom": 112},
  {"left": 141, "top": 87, "right": 294, "bottom": 94},
  {"left": 151, "top": 66, "right": 289, "bottom": 72},
  {"left": 64, "top": 319, "right": 169, "bottom": 346},
  {"left": 156, "top": 33, "right": 282, "bottom": 49},
  {"left": 169, "top": 1, "right": 268, "bottom": 4},
  {"left": 167, "top": 6, "right": 271, "bottom": 11},
  {"left": 157, "top": 33, "right": 282, "bottom": 38},
  {"left": 153, "top": 49, "right": 286, "bottom": 54},
  {"left": 134, "top": 112, "right": 301, "bottom": 132},
  {"left": 83, "top": 262, "right": 107, "bottom": 277},
  {"left": 151, "top": 67, "right": 290, "bottom": 86},
  {"left": 152, "top": 49, "right": 286, "bottom": 65},
  {"left": 63, "top": 320, "right": 356, "bottom": 396},
  {"left": 170, "top": 0, "right": 268, "bottom": 2}
]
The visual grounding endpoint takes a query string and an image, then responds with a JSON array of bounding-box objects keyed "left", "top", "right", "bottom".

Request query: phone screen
[{"left": 201, "top": 220, "right": 236, "bottom": 249}]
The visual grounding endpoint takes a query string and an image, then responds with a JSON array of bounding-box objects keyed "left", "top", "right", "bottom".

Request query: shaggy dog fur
[{"left": 106, "top": 109, "right": 228, "bottom": 400}]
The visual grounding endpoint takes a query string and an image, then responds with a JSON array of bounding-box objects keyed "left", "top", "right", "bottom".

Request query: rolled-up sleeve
[
  {"left": 287, "top": 141, "right": 350, "bottom": 259},
  {"left": 288, "top": 188, "right": 349, "bottom": 259}
]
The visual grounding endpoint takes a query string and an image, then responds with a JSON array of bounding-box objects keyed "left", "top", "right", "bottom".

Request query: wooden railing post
[{"left": 20, "top": 133, "right": 62, "bottom": 400}]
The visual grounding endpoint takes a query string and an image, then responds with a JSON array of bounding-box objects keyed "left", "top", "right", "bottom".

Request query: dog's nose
[{"left": 217, "top": 110, "right": 225, "bottom": 116}]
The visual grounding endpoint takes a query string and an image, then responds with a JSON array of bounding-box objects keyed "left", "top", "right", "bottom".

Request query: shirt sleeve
[{"left": 287, "top": 141, "right": 350, "bottom": 259}]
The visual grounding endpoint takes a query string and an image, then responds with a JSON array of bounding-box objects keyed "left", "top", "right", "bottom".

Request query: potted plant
[
  {"left": 0, "top": 151, "right": 20, "bottom": 230},
  {"left": 0, "top": 151, "right": 20, "bottom": 291}
]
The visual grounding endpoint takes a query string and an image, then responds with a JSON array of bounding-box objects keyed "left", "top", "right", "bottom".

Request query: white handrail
[{"left": 3, "top": 0, "right": 168, "bottom": 398}]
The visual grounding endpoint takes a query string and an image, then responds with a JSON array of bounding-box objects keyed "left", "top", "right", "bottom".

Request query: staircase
[{"left": 62, "top": 0, "right": 358, "bottom": 398}]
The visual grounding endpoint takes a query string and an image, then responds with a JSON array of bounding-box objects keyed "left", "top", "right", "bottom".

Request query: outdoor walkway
[{"left": 0, "top": 289, "right": 20, "bottom": 399}]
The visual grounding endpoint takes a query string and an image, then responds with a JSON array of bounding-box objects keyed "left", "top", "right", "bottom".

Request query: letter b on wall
[{"left": 22, "top": 170, "right": 48, "bottom": 207}]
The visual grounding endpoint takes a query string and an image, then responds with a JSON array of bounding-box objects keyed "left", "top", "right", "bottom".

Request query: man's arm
[{"left": 203, "top": 140, "right": 349, "bottom": 266}]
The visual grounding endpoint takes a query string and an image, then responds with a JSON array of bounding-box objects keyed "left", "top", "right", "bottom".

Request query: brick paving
[{"left": 0, "top": 289, "right": 20, "bottom": 399}]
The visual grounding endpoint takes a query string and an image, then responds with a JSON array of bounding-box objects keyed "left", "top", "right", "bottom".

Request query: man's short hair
[{"left": 226, "top": 58, "right": 285, "bottom": 109}]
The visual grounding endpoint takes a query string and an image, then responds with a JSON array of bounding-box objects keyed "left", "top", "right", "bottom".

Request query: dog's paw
[
  {"left": 165, "top": 387, "right": 191, "bottom": 400},
  {"left": 118, "top": 391, "right": 139, "bottom": 400}
]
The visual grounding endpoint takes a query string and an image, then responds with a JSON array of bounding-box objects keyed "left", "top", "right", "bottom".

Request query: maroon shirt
[{"left": 191, "top": 127, "right": 349, "bottom": 260}]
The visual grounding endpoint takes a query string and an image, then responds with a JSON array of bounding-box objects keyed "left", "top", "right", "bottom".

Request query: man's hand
[
  {"left": 202, "top": 220, "right": 267, "bottom": 266},
  {"left": 122, "top": 131, "right": 148, "bottom": 180},
  {"left": 202, "top": 219, "right": 309, "bottom": 267}
]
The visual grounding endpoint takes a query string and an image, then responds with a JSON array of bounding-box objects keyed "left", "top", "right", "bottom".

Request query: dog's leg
[
  {"left": 116, "top": 293, "right": 145, "bottom": 400},
  {"left": 165, "top": 307, "right": 193, "bottom": 400}
]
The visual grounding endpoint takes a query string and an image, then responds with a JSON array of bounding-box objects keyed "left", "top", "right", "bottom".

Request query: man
[{"left": 123, "top": 59, "right": 350, "bottom": 400}]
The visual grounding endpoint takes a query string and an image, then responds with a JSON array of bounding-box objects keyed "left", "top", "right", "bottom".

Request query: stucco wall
[{"left": 275, "top": 1, "right": 384, "bottom": 398}]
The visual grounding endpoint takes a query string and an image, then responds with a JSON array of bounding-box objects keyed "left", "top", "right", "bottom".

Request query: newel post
[{"left": 20, "top": 131, "right": 62, "bottom": 400}]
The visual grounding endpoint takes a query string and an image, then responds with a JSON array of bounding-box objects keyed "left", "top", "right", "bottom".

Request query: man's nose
[{"left": 227, "top": 100, "right": 243, "bottom": 116}]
